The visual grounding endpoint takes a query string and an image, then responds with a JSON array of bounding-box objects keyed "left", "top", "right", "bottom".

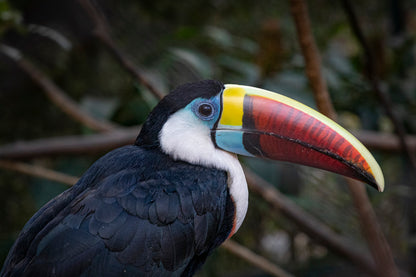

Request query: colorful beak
[{"left": 214, "top": 84, "right": 384, "bottom": 192}]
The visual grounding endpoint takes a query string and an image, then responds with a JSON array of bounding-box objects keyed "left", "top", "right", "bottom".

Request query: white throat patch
[{"left": 159, "top": 109, "right": 248, "bottom": 233}]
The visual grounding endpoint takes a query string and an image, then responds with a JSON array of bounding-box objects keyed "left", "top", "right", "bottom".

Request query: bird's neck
[
  {"left": 159, "top": 114, "right": 248, "bottom": 234},
  {"left": 223, "top": 153, "right": 248, "bottom": 236}
]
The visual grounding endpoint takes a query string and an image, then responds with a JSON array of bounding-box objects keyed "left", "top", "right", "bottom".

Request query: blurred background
[{"left": 1, "top": 0, "right": 416, "bottom": 276}]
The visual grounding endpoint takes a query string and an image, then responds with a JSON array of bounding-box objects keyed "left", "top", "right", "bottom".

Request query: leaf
[
  {"left": 80, "top": 96, "right": 119, "bottom": 120},
  {"left": 217, "top": 55, "right": 259, "bottom": 83},
  {"left": 204, "top": 26, "right": 234, "bottom": 49},
  {"left": 169, "top": 48, "right": 213, "bottom": 78}
]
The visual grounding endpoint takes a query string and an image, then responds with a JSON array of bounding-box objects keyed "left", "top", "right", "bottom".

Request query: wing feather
[{"left": 1, "top": 146, "right": 234, "bottom": 277}]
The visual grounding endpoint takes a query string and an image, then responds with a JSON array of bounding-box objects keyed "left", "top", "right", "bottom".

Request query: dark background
[{"left": 1, "top": 0, "right": 415, "bottom": 276}]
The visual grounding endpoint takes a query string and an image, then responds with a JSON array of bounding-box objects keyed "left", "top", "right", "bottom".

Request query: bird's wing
[
  {"left": 2, "top": 147, "right": 234, "bottom": 277},
  {"left": 0, "top": 147, "right": 130, "bottom": 277}
]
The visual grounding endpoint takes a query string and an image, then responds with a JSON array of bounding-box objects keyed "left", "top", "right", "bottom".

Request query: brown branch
[
  {"left": 289, "top": 0, "right": 337, "bottom": 119},
  {"left": 340, "top": 0, "right": 416, "bottom": 169},
  {"left": 347, "top": 179, "right": 399, "bottom": 277},
  {"left": 0, "top": 160, "right": 78, "bottom": 186},
  {"left": 244, "top": 168, "right": 378, "bottom": 276},
  {"left": 77, "top": 0, "right": 165, "bottom": 100},
  {"left": 222, "top": 240, "right": 295, "bottom": 277},
  {"left": 351, "top": 130, "right": 416, "bottom": 152},
  {"left": 0, "top": 129, "right": 414, "bottom": 160},
  {"left": 0, "top": 44, "right": 117, "bottom": 133},
  {"left": 289, "top": 1, "right": 399, "bottom": 276},
  {"left": 0, "top": 127, "right": 138, "bottom": 159}
]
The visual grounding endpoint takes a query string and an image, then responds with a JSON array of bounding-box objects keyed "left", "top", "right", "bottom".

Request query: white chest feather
[{"left": 159, "top": 110, "right": 248, "bottom": 233}]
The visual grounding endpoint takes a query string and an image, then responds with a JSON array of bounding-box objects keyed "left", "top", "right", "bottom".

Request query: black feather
[
  {"left": 1, "top": 145, "right": 235, "bottom": 277},
  {"left": 97, "top": 212, "right": 128, "bottom": 240},
  {"left": 176, "top": 185, "right": 194, "bottom": 223},
  {"left": 106, "top": 214, "right": 138, "bottom": 252}
]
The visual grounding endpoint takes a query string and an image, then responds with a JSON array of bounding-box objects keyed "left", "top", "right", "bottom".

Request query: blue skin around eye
[{"left": 188, "top": 95, "right": 222, "bottom": 128}]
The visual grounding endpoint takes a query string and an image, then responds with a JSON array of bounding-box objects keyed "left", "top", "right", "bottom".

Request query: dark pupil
[{"left": 198, "top": 104, "right": 213, "bottom": 117}]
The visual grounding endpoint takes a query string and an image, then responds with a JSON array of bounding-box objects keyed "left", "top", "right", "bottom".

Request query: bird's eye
[{"left": 196, "top": 102, "right": 215, "bottom": 120}]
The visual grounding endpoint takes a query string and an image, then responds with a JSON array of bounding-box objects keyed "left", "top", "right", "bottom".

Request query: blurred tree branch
[
  {"left": 244, "top": 168, "right": 378, "bottom": 276},
  {"left": 0, "top": 128, "right": 137, "bottom": 159},
  {"left": 0, "top": 44, "right": 117, "bottom": 133},
  {"left": 340, "top": 0, "right": 416, "bottom": 169},
  {"left": 0, "top": 160, "right": 79, "bottom": 185},
  {"left": 222, "top": 240, "right": 295, "bottom": 277},
  {"left": 347, "top": 179, "right": 399, "bottom": 277},
  {"left": 77, "top": 0, "right": 166, "bottom": 100},
  {"left": 289, "top": 0, "right": 336, "bottom": 119},
  {"left": 0, "top": 129, "right": 413, "bottom": 160},
  {"left": 351, "top": 130, "right": 416, "bottom": 152},
  {"left": 340, "top": 1, "right": 416, "bottom": 274},
  {"left": 289, "top": 0, "right": 399, "bottom": 276},
  {"left": 290, "top": 0, "right": 398, "bottom": 277}
]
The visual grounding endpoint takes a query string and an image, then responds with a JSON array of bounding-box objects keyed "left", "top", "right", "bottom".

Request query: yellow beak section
[{"left": 214, "top": 84, "right": 384, "bottom": 192}]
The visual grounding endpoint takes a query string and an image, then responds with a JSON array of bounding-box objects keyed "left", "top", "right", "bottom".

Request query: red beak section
[
  {"left": 215, "top": 85, "right": 384, "bottom": 191},
  {"left": 243, "top": 95, "right": 377, "bottom": 188}
]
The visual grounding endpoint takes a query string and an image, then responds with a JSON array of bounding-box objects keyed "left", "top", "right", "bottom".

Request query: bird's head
[{"left": 136, "top": 80, "right": 384, "bottom": 192}]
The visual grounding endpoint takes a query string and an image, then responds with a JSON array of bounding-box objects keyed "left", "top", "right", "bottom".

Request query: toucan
[{"left": 1, "top": 80, "right": 384, "bottom": 277}]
